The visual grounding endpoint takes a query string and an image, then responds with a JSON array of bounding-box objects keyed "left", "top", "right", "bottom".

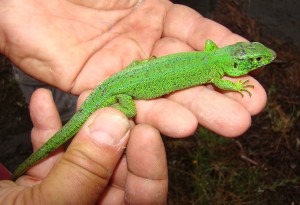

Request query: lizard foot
[{"left": 236, "top": 79, "right": 254, "bottom": 97}]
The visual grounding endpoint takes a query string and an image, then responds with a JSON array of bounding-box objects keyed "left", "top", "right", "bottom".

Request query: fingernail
[{"left": 89, "top": 112, "right": 129, "bottom": 145}]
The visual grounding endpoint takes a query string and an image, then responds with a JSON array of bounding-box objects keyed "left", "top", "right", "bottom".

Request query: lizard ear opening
[
  {"left": 233, "top": 63, "right": 238, "bottom": 69},
  {"left": 204, "top": 40, "right": 219, "bottom": 51}
]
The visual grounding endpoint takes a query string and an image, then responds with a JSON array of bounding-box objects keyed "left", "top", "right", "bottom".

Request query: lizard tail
[{"left": 11, "top": 110, "right": 88, "bottom": 181}]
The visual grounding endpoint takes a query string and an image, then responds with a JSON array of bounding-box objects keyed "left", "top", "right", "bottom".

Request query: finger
[
  {"left": 30, "top": 89, "right": 62, "bottom": 149},
  {"left": 219, "top": 76, "right": 267, "bottom": 115},
  {"left": 164, "top": 4, "right": 247, "bottom": 50},
  {"left": 125, "top": 124, "right": 168, "bottom": 204},
  {"left": 96, "top": 156, "right": 128, "bottom": 204},
  {"left": 25, "top": 88, "right": 63, "bottom": 180},
  {"left": 153, "top": 37, "right": 194, "bottom": 56},
  {"left": 97, "top": 128, "right": 169, "bottom": 205},
  {"left": 168, "top": 85, "right": 253, "bottom": 137},
  {"left": 39, "top": 108, "right": 130, "bottom": 204},
  {"left": 135, "top": 98, "right": 198, "bottom": 138},
  {"left": 77, "top": 90, "right": 92, "bottom": 108}
]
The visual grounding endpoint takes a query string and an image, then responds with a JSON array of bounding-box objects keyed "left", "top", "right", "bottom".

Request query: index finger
[{"left": 163, "top": 4, "right": 247, "bottom": 50}]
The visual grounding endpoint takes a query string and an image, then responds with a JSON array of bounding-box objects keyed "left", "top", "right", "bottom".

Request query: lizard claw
[{"left": 237, "top": 79, "right": 254, "bottom": 97}]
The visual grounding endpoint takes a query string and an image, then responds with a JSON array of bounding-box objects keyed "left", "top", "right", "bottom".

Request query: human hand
[
  {"left": 0, "top": 89, "right": 168, "bottom": 204},
  {"left": 0, "top": 0, "right": 267, "bottom": 137}
]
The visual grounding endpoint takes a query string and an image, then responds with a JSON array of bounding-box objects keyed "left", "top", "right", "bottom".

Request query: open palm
[{"left": 2, "top": 0, "right": 168, "bottom": 92}]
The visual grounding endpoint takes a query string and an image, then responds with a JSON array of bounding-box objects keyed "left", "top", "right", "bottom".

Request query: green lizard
[{"left": 11, "top": 40, "right": 276, "bottom": 180}]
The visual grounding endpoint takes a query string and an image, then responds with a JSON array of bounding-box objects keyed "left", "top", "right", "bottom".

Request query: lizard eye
[{"left": 256, "top": 57, "right": 262, "bottom": 61}]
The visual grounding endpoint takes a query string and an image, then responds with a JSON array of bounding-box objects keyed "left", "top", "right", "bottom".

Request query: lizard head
[{"left": 224, "top": 42, "right": 276, "bottom": 77}]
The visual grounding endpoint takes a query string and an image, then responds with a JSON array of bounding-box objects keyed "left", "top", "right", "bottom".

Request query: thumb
[{"left": 41, "top": 108, "right": 130, "bottom": 205}]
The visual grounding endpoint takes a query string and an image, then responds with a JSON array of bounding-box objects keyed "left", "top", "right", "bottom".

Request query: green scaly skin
[{"left": 11, "top": 40, "right": 276, "bottom": 180}]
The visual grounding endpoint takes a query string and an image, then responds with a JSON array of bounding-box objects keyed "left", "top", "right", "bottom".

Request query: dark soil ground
[
  {"left": 1, "top": 0, "right": 299, "bottom": 204},
  {"left": 0, "top": 59, "right": 32, "bottom": 171}
]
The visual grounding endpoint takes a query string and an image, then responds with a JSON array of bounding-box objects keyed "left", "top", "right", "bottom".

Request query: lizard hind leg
[{"left": 111, "top": 94, "right": 137, "bottom": 118}]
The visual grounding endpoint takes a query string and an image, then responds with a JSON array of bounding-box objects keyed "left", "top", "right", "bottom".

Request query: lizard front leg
[{"left": 211, "top": 78, "right": 254, "bottom": 97}]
